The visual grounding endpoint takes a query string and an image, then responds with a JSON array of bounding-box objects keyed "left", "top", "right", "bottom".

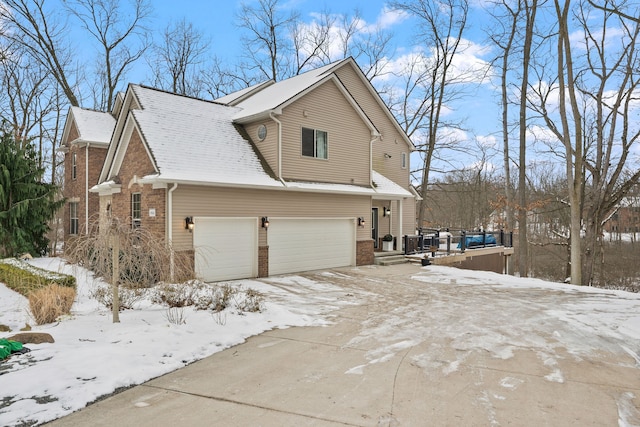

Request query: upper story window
[
  {"left": 302, "top": 127, "right": 328, "bottom": 159},
  {"left": 69, "top": 202, "right": 79, "bottom": 235},
  {"left": 72, "top": 152, "right": 77, "bottom": 180},
  {"left": 131, "top": 193, "right": 141, "bottom": 228},
  {"left": 401, "top": 152, "right": 407, "bottom": 169}
]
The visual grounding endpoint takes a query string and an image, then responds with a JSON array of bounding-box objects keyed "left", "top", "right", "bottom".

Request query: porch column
[{"left": 398, "top": 199, "right": 403, "bottom": 242}]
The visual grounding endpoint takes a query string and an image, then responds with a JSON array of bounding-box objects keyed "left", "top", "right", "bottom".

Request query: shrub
[
  {"left": 151, "top": 282, "right": 201, "bottom": 308},
  {"left": 192, "top": 283, "right": 237, "bottom": 312},
  {"left": 0, "top": 258, "right": 76, "bottom": 297},
  {"left": 90, "top": 284, "right": 147, "bottom": 310},
  {"left": 28, "top": 284, "right": 76, "bottom": 325},
  {"left": 235, "top": 288, "right": 264, "bottom": 313},
  {"left": 382, "top": 234, "right": 394, "bottom": 242}
]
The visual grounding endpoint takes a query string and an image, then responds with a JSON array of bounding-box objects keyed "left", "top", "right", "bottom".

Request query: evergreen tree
[{"left": 0, "top": 126, "right": 64, "bottom": 257}]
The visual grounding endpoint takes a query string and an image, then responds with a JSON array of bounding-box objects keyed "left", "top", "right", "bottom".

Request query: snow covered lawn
[
  {"left": 1, "top": 258, "right": 640, "bottom": 426},
  {"left": 0, "top": 257, "right": 357, "bottom": 426}
]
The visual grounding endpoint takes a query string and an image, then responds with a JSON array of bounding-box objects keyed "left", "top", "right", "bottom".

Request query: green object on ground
[{"left": 0, "top": 338, "right": 23, "bottom": 359}]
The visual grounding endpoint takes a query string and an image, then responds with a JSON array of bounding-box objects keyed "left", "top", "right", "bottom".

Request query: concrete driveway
[{"left": 47, "top": 263, "right": 640, "bottom": 426}]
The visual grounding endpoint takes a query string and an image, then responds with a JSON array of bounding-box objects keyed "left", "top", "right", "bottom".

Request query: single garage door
[
  {"left": 193, "top": 217, "right": 257, "bottom": 282},
  {"left": 269, "top": 218, "right": 355, "bottom": 276}
]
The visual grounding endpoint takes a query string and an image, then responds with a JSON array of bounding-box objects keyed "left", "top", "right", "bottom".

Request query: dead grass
[{"left": 28, "top": 284, "right": 76, "bottom": 325}]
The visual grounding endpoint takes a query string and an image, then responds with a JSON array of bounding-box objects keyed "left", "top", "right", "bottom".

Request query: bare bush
[
  {"left": 28, "top": 284, "right": 76, "bottom": 325},
  {"left": 66, "top": 220, "right": 194, "bottom": 287},
  {"left": 165, "top": 307, "right": 187, "bottom": 325},
  {"left": 235, "top": 288, "right": 264, "bottom": 313},
  {"left": 150, "top": 281, "right": 201, "bottom": 307},
  {"left": 194, "top": 283, "right": 237, "bottom": 312},
  {"left": 90, "top": 284, "right": 147, "bottom": 310}
]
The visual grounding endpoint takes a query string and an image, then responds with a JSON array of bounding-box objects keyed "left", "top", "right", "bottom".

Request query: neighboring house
[
  {"left": 603, "top": 196, "right": 640, "bottom": 236},
  {"left": 61, "top": 57, "right": 416, "bottom": 282}
]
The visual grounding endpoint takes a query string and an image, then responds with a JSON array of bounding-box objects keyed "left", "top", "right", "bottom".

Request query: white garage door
[
  {"left": 269, "top": 218, "right": 355, "bottom": 276},
  {"left": 193, "top": 217, "right": 257, "bottom": 282}
]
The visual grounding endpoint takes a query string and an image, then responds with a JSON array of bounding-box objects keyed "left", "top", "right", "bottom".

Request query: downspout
[
  {"left": 167, "top": 183, "right": 178, "bottom": 280},
  {"left": 269, "top": 112, "right": 287, "bottom": 186},
  {"left": 85, "top": 143, "right": 90, "bottom": 235},
  {"left": 370, "top": 134, "right": 379, "bottom": 187}
]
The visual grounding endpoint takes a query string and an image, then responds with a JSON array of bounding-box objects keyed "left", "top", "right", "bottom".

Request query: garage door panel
[
  {"left": 194, "top": 218, "right": 257, "bottom": 282},
  {"left": 269, "top": 219, "right": 354, "bottom": 276}
]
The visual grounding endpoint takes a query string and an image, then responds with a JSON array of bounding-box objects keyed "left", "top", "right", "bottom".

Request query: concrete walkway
[{"left": 47, "top": 263, "right": 640, "bottom": 426}]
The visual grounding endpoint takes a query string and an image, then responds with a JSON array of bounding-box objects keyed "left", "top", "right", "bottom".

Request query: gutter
[
  {"left": 370, "top": 134, "right": 380, "bottom": 187},
  {"left": 167, "top": 183, "right": 178, "bottom": 244},
  {"left": 167, "top": 183, "right": 178, "bottom": 281},
  {"left": 269, "top": 112, "right": 287, "bottom": 187},
  {"left": 85, "top": 143, "right": 90, "bottom": 235}
]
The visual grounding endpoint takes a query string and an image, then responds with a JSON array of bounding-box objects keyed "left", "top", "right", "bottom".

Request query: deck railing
[{"left": 403, "top": 229, "right": 513, "bottom": 256}]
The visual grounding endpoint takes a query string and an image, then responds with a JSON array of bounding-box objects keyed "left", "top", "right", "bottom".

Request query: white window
[
  {"left": 72, "top": 152, "right": 77, "bottom": 179},
  {"left": 69, "top": 202, "right": 79, "bottom": 235},
  {"left": 401, "top": 152, "right": 407, "bottom": 169},
  {"left": 302, "top": 127, "right": 328, "bottom": 159},
  {"left": 131, "top": 193, "right": 141, "bottom": 228}
]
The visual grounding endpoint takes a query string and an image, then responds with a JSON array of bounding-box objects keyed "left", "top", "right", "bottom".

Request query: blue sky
[
  {"left": 146, "top": 0, "right": 501, "bottom": 146},
  {"left": 151, "top": 0, "right": 419, "bottom": 65},
  {"left": 65, "top": 0, "right": 502, "bottom": 175}
]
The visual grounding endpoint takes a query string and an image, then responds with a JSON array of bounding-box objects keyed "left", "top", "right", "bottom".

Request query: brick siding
[
  {"left": 62, "top": 121, "right": 107, "bottom": 244},
  {"left": 258, "top": 246, "right": 269, "bottom": 277},
  {"left": 109, "top": 129, "right": 166, "bottom": 238},
  {"left": 356, "top": 240, "right": 374, "bottom": 266}
]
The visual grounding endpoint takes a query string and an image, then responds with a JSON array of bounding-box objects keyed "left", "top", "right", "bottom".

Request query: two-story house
[{"left": 61, "top": 57, "right": 416, "bottom": 282}]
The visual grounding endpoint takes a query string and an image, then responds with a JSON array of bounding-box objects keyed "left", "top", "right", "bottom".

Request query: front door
[{"left": 371, "top": 208, "right": 379, "bottom": 249}]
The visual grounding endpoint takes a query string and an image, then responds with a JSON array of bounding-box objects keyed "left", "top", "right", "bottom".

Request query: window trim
[
  {"left": 401, "top": 152, "right": 407, "bottom": 169},
  {"left": 69, "top": 202, "right": 79, "bottom": 235},
  {"left": 301, "top": 127, "right": 328, "bottom": 160},
  {"left": 131, "top": 192, "right": 141, "bottom": 228}
]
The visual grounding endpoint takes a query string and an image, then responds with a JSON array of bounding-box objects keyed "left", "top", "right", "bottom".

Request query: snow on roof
[
  {"left": 372, "top": 171, "right": 413, "bottom": 198},
  {"left": 71, "top": 106, "right": 115, "bottom": 144},
  {"left": 214, "top": 80, "right": 275, "bottom": 106},
  {"left": 231, "top": 60, "right": 345, "bottom": 121},
  {"left": 130, "top": 85, "right": 281, "bottom": 188},
  {"left": 618, "top": 196, "right": 640, "bottom": 208}
]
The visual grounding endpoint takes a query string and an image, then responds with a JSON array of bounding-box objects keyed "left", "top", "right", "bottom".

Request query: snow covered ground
[{"left": 1, "top": 258, "right": 640, "bottom": 426}]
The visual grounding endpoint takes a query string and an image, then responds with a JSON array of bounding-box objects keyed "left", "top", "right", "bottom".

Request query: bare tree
[
  {"left": 391, "top": 0, "right": 472, "bottom": 229},
  {"left": 147, "top": 18, "right": 210, "bottom": 97},
  {"left": 200, "top": 58, "right": 261, "bottom": 99},
  {"left": 528, "top": 0, "right": 640, "bottom": 285},
  {"left": 237, "top": 0, "right": 300, "bottom": 81},
  {"left": 65, "top": 0, "right": 151, "bottom": 110},
  {"left": 516, "top": 0, "right": 540, "bottom": 277},
  {"left": 574, "top": 1, "right": 640, "bottom": 285},
  {"left": 0, "top": 0, "right": 81, "bottom": 106},
  {"left": 486, "top": 0, "right": 523, "bottom": 234},
  {"left": 587, "top": 0, "right": 640, "bottom": 23}
]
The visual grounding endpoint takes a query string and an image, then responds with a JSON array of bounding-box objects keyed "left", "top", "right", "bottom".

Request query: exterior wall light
[
  {"left": 358, "top": 217, "right": 366, "bottom": 227},
  {"left": 261, "top": 216, "right": 270, "bottom": 229},
  {"left": 384, "top": 207, "right": 391, "bottom": 217},
  {"left": 185, "top": 216, "right": 194, "bottom": 232}
]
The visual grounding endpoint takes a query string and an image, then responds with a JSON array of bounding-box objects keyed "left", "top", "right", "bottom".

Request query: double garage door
[{"left": 194, "top": 217, "right": 355, "bottom": 282}]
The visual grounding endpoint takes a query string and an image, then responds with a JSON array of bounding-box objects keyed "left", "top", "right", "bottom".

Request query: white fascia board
[{"left": 90, "top": 181, "right": 122, "bottom": 196}]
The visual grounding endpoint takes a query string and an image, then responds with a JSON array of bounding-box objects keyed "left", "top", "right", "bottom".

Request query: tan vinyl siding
[
  {"left": 402, "top": 197, "right": 416, "bottom": 235},
  {"left": 279, "top": 80, "right": 371, "bottom": 186},
  {"left": 244, "top": 120, "right": 278, "bottom": 175},
  {"left": 171, "top": 185, "right": 372, "bottom": 250},
  {"left": 334, "top": 66, "right": 412, "bottom": 189}
]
